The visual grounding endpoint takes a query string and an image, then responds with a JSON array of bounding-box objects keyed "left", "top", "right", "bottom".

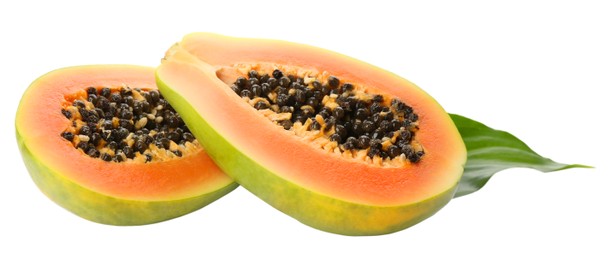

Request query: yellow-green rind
[
  {"left": 16, "top": 131, "right": 237, "bottom": 225},
  {"left": 157, "top": 75, "right": 457, "bottom": 235}
]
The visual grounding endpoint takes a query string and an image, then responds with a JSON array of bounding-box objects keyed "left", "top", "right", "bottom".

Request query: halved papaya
[
  {"left": 16, "top": 65, "right": 237, "bottom": 225},
  {"left": 156, "top": 33, "right": 466, "bottom": 235}
]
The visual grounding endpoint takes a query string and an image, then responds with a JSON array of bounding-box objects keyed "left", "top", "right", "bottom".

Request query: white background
[{"left": 1, "top": 1, "right": 614, "bottom": 259}]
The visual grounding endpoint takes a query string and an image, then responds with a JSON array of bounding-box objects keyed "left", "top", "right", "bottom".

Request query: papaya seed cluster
[
  {"left": 231, "top": 69, "right": 424, "bottom": 165},
  {"left": 60, "top": 86, "right": 200, "bottom": 163}
]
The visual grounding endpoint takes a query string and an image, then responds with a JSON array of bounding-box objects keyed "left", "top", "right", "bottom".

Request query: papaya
[
  {"left": 156, "top": 33, "right": 467, "bottom": 235},
  {"left": 15, "top": 65, "right": 237, "bottom": 225}
]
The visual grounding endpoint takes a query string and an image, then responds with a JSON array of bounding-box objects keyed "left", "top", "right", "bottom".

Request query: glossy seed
[
  {"left": 100, "top": 87, "right": 111, "bottom": 97},
  {"left": 361, "top": 120, "right": 376, "bottom": 133},
  {"left": 379, "top": 120, "right": 391, "bottom": 131},
  {"left": 279, "top": 76, "right": 291, "bottom": 87},
  {"left": 123, "top": 146, "right": 134, "bottom": 159},
  {"left": 183, "top": 133, "right": 195, "bottom": 142},
  {"left": 134, "top": 140, "right": 147, "bottom": 153},
  {"left": 327, "top": 76, "right": 340, "bottom": 88},
  {"left": 108, "top": 141, "right": 118, "bottom": 151},
  {"left": 401, "top": 145, "right": 413, "bottom": 157},
  {"left": 73, "top": 100, "right": 85, "bottom": 108},
  {"left": 306, "top": 97, "right": 318, "bottom": 108},
  {"left": 61, "top": 109, "right": 72, "bottom": 119},
  {"left": 124, "top": 95, "right": 134, "bottom": 106},
  {"left": 333, "top": 107, "right": 345, "bottom": 120},
  {"left": 312, "top": 80, "right": 322, "bottom": 90},
  {"left": 318, "top": 108, "right": 331, "bottom": 119},
  {"left": 301, "top": 105, "right": 315, "bottom": 116},
  {"left": 236, "top": 76, "right": 247, "bottom": 87},
  {"left": 358, "top": 135, "right": 371, "bottom": 149},
  {"left": 267, "top": 78, "right": 279, "bottom": 88},
  {"left": 150, "top": 91, "right": 160, "bottom": 103},
  {"left": 255, "top": 100, "right": 269, "bottom": 110},
  {"left": 272, "top": 69, "right": 284, "bottom": 79},
  {"left": 409, "top": 153, "right": 421, "bottom": 163},
  {"left": 120, "top": 109, "right": 132, "bottom": 120},
  {"left": 114, "top": 154, "right": 124, "bottom": 162},
  {"left": 80, "top": 126, "right": 91, "bottom": 136},
  {"left": 261, "top": 75, "right": 272, "bottom": 85},
  {"left": 100, "top": 153, "right": 112, "bottom": 162},
  {"left": 352, "top": 120, "right": 365, "bottom": 135},
  {"left": 368, "top": 148, "right": 380, "bottom": 158},
  {"left": 343, "top": 137, "right": 358, "bottom": 150},
  {"left": 369, "top": 139, "right": 382, "bottom": 149},
  {"left": 294, "top": 114, "right": 307, "bottom": 124},
  {"left": 324, "top": 117, "right": 335, "bottom": 132},
  {"left": 280, "top": 106, "right": 293, "bottom": 113},
  {"left": 281, "top": 120, "right": 293, "bottom": 130},
  {"left": 371, "top": 113, "right": 383, "bottom": 125},
  {"left": 141, "top": 100, "right": 152, "bottom": 111},
  {"left": 240, "top": 89, "right": 253, "bottom": 98},
  {"left": 144, "top": 135, "right": 154, "bottom": 145},
  {"left": 251, "top": 84, "right": 262, "bottom": 97},
  {"left": 87, "top": 148, "right": 100, "bottom": 158},
  {"left": 120, "top": 88, "right": 132, "bottom": 97},
  {"left": 355, "top": 108, "right": 369, "bottom": 120},
  {"left": 310, "top": 120, "right": 321, "bottom": 131},
  {"left": 370, "top": 103, "right": 382, "bottom": 114},
  {"left": 388, "top": 145, "right": 401, "bottom": 158},
  {"left": 335, "top": 125, "right": 347, "bottom": 139},
  {"left": 230, "top": 84, "right": 241, "bottom": 94},
  {"left": 369, "top": 126, "right": 382, "bottom": 139},
  {"left": 260, "top": 83, "right": 271, "bottom": 96},
  {"left": 398, "top": 130, "right": 412, "bottom": 143},
  {"left": 76, "top": 141, "right": 88, "bottom": 151},
  {"left": 248, "top": 78, "right": 259, "bottom": 86},
  {"left": 159, "top": 138, "right": 171, "bottom": 149},
  {"left": 277, "top": 94, "right": 290, "bottom": 106},
  {"left": 91, "top": 133, "right": 101, "bottom": 146},
  {"left": 167, "top": 132, "right": 181, "bottom": 143},
  {"left": 287, "top": 75, "right": 296, "bottom": 83},
  {"left": 61, "top": 132, "right": 74, "bottom": 141},
  {"left": 342, "top": 83, "right": 354, "bottom": 92},
  {"left": 94, "top": 108, "right": 104, "bottom": 118},
  {"left": 110, "top": 93, "right": 122, "bottom": 103},
  {"left": 86, "top": 113, "right": 99, "bottom": 123},
  {"left": 330, "top": 133, "right": 342, "bottom": 143},
  {"left": 391, "top": 119, "right": 402, "bottom": 130},
  {"left": 117, "top": 128, "right": 129, "bottom": 139}
]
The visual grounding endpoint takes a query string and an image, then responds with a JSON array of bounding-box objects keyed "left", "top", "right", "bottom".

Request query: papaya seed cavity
[
  {"left": 229, "top": 67, "right": 425, "bottom": 167},
  {"left": 60, "top": 86, "right": 199, "bottom": 163}
]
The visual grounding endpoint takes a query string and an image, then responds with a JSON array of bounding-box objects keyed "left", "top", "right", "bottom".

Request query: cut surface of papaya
[
  {"left": 156, "top": 33, "right": 466, "bottom": 235},
  {"left": 16, "top": 65, "right": 237, "bottom": 225}
]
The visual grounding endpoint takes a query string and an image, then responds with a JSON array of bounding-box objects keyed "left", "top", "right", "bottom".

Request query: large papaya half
[
  {"left": 16, "top": 65, "right": 237, "bottom": 225},
  {"left": 156, "top": 33, "right": 466, "bottom": 235}
]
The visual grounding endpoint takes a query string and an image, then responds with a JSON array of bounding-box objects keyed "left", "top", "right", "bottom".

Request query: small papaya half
[
  {"left": 156, "top": 33, "right": 466, "bottom": 235},
  {"left": 16, "top": 65, "right": 237, "bottom": 225}
]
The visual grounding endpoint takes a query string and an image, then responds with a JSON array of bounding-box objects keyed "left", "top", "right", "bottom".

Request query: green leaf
[{"left": 449, "top": 114, "right": 591, "bottom": 198}]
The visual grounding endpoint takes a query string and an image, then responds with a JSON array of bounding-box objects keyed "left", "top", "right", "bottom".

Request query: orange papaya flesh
[
  {"left": 156, "top": 33, "right": 466, "bottom": 235},
  {"left": 16, "top": 65, "right": 237, "bottom": 225}
]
